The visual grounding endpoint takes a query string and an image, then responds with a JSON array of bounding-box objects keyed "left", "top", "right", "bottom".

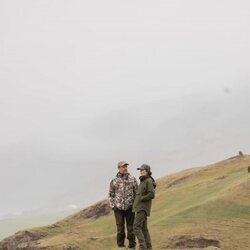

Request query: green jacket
[{"left": 132, "top": 176, "right": 156, "bottom": 216}]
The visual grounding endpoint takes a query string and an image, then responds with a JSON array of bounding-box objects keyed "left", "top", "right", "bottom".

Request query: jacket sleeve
[
  {"left": 133, "top": 177, "right": 138, "bottom": 200},
  {"left": 141, "top": 179, "right": 155, "bottom": 202},
  {"left": 108, "top": 180, "right": 115, "bottom": 208}
]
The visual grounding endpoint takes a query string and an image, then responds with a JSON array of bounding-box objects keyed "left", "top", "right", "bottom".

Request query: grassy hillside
[{"left": 1, "top": 155, "right": 250, "bottom": 250}]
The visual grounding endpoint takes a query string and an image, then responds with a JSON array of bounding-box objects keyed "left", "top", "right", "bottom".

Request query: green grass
[{"left": 1, "top": 155, "right": 250, "bottom": 250}]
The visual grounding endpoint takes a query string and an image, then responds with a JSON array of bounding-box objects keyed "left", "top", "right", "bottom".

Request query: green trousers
[{"left": 133, "top": 210, "right": 152, "bottom": 250}]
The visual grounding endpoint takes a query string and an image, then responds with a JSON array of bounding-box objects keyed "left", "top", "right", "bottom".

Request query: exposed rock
[
  {"left": 80, "top": 200, "right": 111, "bottom": 219},
  {"left": 0, "top": 230, "right": 47, "bottom": 250},
  {"left": 166, "top": 235, "right": 220, "bottom": 249}
]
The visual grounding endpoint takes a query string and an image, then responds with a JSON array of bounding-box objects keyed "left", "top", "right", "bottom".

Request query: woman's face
[{"left": 140, "top": 169, "right": 148, "bottom": 177}]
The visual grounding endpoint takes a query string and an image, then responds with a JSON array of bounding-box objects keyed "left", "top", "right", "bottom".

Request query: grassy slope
[
  {"left": 151, "top": 155, "right": 250, "bottom": 250},
  {"left": 5, "top": 155, "right": 250, "bottom": 249}
]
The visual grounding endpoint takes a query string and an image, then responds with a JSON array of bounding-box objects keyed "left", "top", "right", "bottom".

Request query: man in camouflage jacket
[{"left": 109, "top": 161, "right": 138, "bottom": 249}]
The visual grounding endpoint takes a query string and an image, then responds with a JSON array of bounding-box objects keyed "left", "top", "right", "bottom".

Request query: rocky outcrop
[
  {"left": 0, "top": 230, "right": 46, "bottom": 250},
  {"left": 0, "top": 229, "right": 79, "bottom": 250},
  {"left": 79, "top": 200, "right": 111, "bottom": 219},
  {"left": 165, "top": 235, "right": 220, "bottom": 249}
]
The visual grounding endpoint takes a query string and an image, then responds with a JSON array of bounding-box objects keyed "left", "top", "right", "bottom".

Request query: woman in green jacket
[{"left": 133, "top": 164, "right": 156, "bottom": 250}]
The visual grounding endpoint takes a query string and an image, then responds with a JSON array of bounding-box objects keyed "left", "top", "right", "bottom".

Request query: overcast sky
[{"left": 0, "top": 0, "right": 250, "bottom": 216}]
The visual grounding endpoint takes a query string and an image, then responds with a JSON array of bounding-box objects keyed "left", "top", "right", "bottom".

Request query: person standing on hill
[
  {"left": 109, "top": 161, "right": 138, "bottom": 250},
  {"left": 133, "top": 164, "right": 156, "bottom": 250}
]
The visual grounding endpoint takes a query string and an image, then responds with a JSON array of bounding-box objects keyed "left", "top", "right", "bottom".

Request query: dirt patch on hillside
[
  {"left": 165, "top": 171, "right": 203, "bottom": 189},
  {"left": 165, "top": 235, "right": 220, "bottom": 249},
  {"left": 215, "top": 176, "right": 227, "bottom": 181},
  {"left": 81, "top": 200, "right": 111, "bottom": 219}
]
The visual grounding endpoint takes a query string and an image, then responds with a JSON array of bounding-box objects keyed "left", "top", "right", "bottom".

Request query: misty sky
[{"left": 1, "top": 0, "right": 250, "bottom": 216}]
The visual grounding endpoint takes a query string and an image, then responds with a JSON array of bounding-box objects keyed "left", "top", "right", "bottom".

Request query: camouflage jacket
[{"left": 109, "top": 172, "right": 138, "bottom": 210}]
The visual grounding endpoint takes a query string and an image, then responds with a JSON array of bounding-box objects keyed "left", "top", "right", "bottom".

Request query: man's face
[{"left": 118, "top": 164, "right": 128, "bottom": 174}]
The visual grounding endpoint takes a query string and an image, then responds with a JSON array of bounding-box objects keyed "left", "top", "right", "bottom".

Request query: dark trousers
[
  {"left": 114, "top": 207, "right": 136, "bottom": 248},
  {"left": 133, "top": 211, "right": 152, "bottom": 250}
]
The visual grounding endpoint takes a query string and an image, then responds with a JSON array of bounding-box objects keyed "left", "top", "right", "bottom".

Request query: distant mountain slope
[{"left": 1, "top": 155, "right": 250, "bottom": 250}]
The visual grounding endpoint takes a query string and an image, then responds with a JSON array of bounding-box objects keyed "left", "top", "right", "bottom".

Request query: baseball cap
[
  {"left": 137, "top": 164, "right": 151, "bottom": 171},
  {"left": 117, "top": 161, "right": 129, "bottom": 168}
]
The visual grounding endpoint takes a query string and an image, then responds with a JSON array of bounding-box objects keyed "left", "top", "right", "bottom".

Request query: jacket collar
[
  {"left": 116, "top": 172, "right": 130, "bottom": 178},
  {"left": 139, "top": 176, "right": 148, "bottom": 182},
  {"left": 139, "top": 176, "right": 157, "bottom": 188}
]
